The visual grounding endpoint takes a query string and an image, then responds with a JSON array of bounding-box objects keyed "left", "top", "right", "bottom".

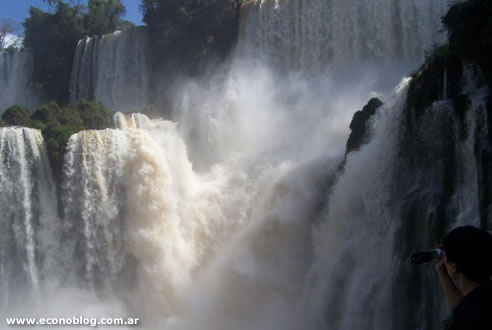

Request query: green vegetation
[
  {"left": 23, "top": 0, "right": 130, "bottom": 103},
  {"left": 140, "top": 0, "right": 239, "bottom": 67},
  {"left": 442, "top": 0, "right": 492, "bottom": 85},
  {"left": 407, "top": 45, "right": 463, "bottom": 117},
  {"left": 2, "top": 0, "right": 240, "bottom": 178},
  {"left": 1, "top": 100, "right": 114, "bottom": 176},
  {"left": 85, "top": 0, "right": 126, "bottom": 36},
  {"left": 23, "top": 4, "right": 84, "bottom": 103},
  {"left": 401, "top": 0, "right": 492, "bottom": 235},
  {"left": 407, "top": 0, "right": 491, "bottom": 119},
  {"left": 1, "top": 105, "right": 33, "bottom": 127},
  {"left": 442, "top": 0, "right": 492, "bottom": 138}
]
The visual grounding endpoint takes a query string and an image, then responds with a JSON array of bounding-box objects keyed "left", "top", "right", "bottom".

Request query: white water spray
[{"left": 2, "top": 1, "right": 488, "bottom": 329}]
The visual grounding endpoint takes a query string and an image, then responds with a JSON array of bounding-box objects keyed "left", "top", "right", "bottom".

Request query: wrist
[
  {"left": 436, "top": 267, "right": 449, "bottom": 276},
  {"left": 437, "top": 269, "right": 451, "bottom": 280}
]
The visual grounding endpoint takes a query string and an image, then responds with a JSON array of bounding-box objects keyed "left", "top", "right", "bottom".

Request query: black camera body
[{"left": 411, "top": 248, "right": 443, "bottom": 264}]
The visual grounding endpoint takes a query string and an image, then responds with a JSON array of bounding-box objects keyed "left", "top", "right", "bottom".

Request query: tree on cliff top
[
  {"left": 139, "top": 0, "right": 240, "bottom": 64},
  {"left": 85, "top": 0, "right": 126, "bottom": 36},
  {"left": 140, "top": 0, "right": 209, "bottom": 55},
  {"left": 442, "top": 0, "right": 492, "bottom": 83},
  {"left": 24, "top": 3, "right": 85, "bottom": 102}
]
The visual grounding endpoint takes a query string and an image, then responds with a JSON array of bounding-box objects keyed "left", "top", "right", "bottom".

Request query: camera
[{"left": 411, "top": 248, "right": 443, "bottom": 264}]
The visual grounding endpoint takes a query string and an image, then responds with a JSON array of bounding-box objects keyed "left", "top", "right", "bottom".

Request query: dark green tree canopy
[
  {"left": 140, "top": 0, "right": 209, "bottom": 54},
  {"left": 139, "top": 0, "right": 240, "bottom": 62},
  {"left": 442, "top": 0, "right": 492, "bottom": 83},
  {"left": 1, "top": 105, "right": 32, "bottom": 127},
  {"left": 1, "top": 100, "right": 114, "bottom": 177},
  {"left": 86, "top": 0, "right": 126, "bottom": 36},
  {"left": 23, "top": 3, "right": 85, "bottom": 102}
]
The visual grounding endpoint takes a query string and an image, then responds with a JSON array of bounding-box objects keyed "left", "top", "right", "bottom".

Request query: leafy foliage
[
  {"left": 1, "top": 105, "right": 33, "bottom": 127},
  {"left": 1, "top": 100, "right": 114, "bottom": 176},
  {"left": 139, "top": 0, "right": 239, "bottom": 66},
  {"left": 442, "top": 0, "right": 492, "bottom": 84},
  {"left": 407, "top": 45, "right": 463, "bottom": 117},
  {"left": 23, "top": 4, "right": 85, "bottom": 102},
  {"left": 406, "top": 0, "right": 492, "bottom": 121},
  {"left": 140, "top": 0, "right": 209, "bottom": 56},
  {"left": 85, "top": 0, "right": 126, "bottom": 36}
]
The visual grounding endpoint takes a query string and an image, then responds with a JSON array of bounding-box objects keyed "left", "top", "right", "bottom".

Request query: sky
[{"left": 0, "top": 0, "right": 144, "bottom": 34}]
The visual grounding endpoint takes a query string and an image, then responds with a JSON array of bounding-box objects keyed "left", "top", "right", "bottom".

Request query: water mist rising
[
  {"left": 3, "top": 74, "right": 488, "bottom": 329},
  {"left": 58, "top": 113, "right": 334, "bottom": 327},
  {"left": 3, "top": 0, "right": 488, "bottom": 329}
]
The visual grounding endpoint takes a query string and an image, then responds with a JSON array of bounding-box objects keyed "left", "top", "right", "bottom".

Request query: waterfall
[
  {"left": 238, "top": 0, "right": 448, "bottom": 71},
  {"left": 0, "top": 50, "right": 41, "bottom": 112},
  {"left": 69, "top": 27, "right": 151, "bottom": 113},
  {"left": 2, "top": 78, "right": 488, "bottom": 329},
  {"left": 0, "top": 127, "right": 58, "bottom": 311},
  {"left": 294, "top": 77, "right": 488, "bottom": 330},
  {"left": 61, "top": 129, "right": 130, "bottom": 291},
  {"left": 293, "top": 78, "right": 410, "bottom": 330},
  {"left": 1, "top": 0, "right": 490, "bottom": 329}
]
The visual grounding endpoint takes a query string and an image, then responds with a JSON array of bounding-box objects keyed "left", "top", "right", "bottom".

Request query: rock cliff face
[
  {"left": 345, "top": 98, "right": 383, "bottom": 155},
  {"left": 394, "top": 62, "right": 490, "bottom": 330},
  {"left": 340, "top": 5, "right": 492, "bottom": 325}
]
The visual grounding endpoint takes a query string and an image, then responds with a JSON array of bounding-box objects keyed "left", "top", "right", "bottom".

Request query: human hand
[{"left": 434, "top": 245, "right": 447, "bottom": 274}]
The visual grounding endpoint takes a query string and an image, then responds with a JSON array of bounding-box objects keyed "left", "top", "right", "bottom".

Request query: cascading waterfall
[
  {"left": 69, "top": 27, "right": 151, "bottom": 113},
  {"left": 297, "top": 74, "right": 488, "bottom": 330},
  {"left": 299, "top": 77, "right": 412, "bottom": 330},
  {"left": 61, "top": 130, "right": 130, "bottom": 292},
  {"left": 392, "top": 81, "right": 490, "bottom": 330},
  {"left": 56, "top": 112, "right": 332, "bottom": 327},
  {"left": 0, "top": 127, "right": 58, "bottom": 311},
  {"left": 239, "top": 0, "right": 448, "bottom": 71},
  {"left": 2, "top": 0, "right": 490, "bottom": 329},
  {"left": 2, "top": 75, "right": 488, "bottom": 330},
  {"left": 60, "top": 111, "right": 341, "bottom": 329},
  {"left": 0, "top": 50, "right": 41, "bottom": 112}
]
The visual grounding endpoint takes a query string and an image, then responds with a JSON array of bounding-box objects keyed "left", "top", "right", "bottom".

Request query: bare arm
[{"left": 435, "top": 253, "right": 463, "bottom": 310}]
